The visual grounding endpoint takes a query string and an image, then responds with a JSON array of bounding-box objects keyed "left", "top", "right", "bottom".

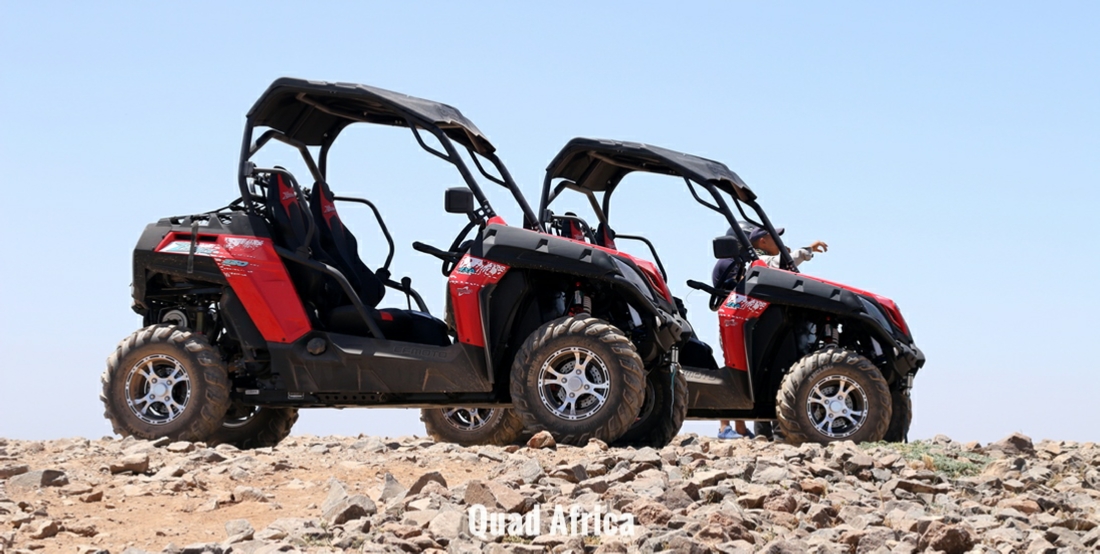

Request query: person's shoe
[
  {"left": 718, "top": 426, "right": 742, "bottom": 440},
  {"left": 741, "top": 428, "right": 756, "bottom": 439}
]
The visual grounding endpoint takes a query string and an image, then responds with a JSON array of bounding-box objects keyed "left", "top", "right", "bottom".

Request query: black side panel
[
  {"left": 744, "top": 306, "right": 795, "bottom": 402},
  {"left": 135, "top": 252, "right": 228, "bottom": 291},
  {"left": 220, "top": 289, "right": 267, "bottom": 355},
  {"left": 742, "top": 266, "right": 905, "bottom": 349},
  {"left": 473, "top": 224, "right": 674, "bottom": 315},
  {"left": 483, "top": 271, "right": 533, "bottom": 381},
  {"left": 743, "top": 266, "right": 865, "bottom": 317},
  {"left": 473, "top": 225, "right": 620, "bottom": 278},
  {"left": 269, "top": 334, "right": 492, "bottom": 394}
]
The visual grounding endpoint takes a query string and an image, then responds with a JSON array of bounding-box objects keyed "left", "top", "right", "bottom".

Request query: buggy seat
[
  {"left": 261, "top": 170, "right": 448, "bottom": 346},
  {"left": 302, "top": 178, "right": 449, "bottom": 346}
]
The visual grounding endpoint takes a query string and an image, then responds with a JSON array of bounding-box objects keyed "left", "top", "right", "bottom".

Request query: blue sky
[{"left": 1, "top": 2, "right": 1097, "bottom": 443}]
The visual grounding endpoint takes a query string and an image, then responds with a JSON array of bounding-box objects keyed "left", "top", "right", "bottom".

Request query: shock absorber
[
  {"left": 569, "top": 283, "right": 592, "bottom": 315},
  {"left": 823, "top": 318, "right": 839, "bottom": 345}
]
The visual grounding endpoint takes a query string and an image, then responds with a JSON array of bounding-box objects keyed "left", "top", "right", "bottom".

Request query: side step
[{"left": 682, "top": 365, "right": 754, "bottom": 410}]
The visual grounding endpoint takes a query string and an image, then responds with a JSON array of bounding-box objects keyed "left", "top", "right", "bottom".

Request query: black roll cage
[
  {"left": 238, "top": 112, "right": 539, "bottom": 232},
  {"left": 227, "top": 78, "right": 544, "bottom": 341},
  {"left": 539, "top": 139, "right": 799, "bottom": 274}
]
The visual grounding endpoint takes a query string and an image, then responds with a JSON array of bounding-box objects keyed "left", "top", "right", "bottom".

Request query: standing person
[{"left": 713, "top": 225, "right": 827, "bottom": 440}]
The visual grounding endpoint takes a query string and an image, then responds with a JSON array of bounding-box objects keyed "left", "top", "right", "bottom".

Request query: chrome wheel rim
[
  {"left": 805, "top": 374, "right": 867, "bottom": 438},
  {"left": 537, "top": 347, "right": 610, "bottom": 421},
  {"left": 441, "top": 408, "right": 496, "bottom": 431},
  {"left": 125, "top": 354, "right": 192, "bottom": 425}
]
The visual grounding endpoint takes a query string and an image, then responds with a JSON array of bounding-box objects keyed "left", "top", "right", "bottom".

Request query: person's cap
[
  {"left": 731, "top": 221, "right": 762, "bottom": 238},
  {"left": 750, "top": 226, "right": 784, "bottom": 244}
]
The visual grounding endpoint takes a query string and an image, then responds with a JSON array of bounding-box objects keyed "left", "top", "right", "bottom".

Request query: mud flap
[{"left": 669, "top": 347, "right": 680, "bottom": 419}]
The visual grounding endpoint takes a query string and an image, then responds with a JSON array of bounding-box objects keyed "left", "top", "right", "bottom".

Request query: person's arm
[
  {"left": 790, "top": 247, "right": 813, "bottom": 267},
  {"left": 790, "top": 241, "right": 827, "bottom": 268}
]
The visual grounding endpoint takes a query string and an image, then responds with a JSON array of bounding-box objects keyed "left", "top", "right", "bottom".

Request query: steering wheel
[
  {"left": 414, "top": 220, "right": 481, "bottom": 276},
  {"left": 442, "top": 220, "right": 479, "bottom": 275}
]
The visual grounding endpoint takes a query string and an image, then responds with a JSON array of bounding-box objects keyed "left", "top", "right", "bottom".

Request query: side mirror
[
  {"left": 445, "top": 187, "right": 475, "bottom": 214},
  {"left": 713, "top": 236, "right": 743, "bottom": 259}
]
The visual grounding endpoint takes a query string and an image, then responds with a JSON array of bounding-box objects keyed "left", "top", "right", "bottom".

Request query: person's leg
[
  {"left": 734, "top": 420, "right": 754, "bottom": 438},
  {"left": 718, "top": 419, "right": 738, "bottom": 439}
]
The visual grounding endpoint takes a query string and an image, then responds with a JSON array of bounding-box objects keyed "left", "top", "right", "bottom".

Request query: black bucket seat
[{"left": 305, "top": 180, "right": 449, "bottom": 346}]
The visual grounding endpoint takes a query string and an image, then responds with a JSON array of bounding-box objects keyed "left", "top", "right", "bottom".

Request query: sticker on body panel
[
  {"left": 724, "top": 293, "right": 768, "bottom": 312},
  {"left": 160, "top": 241, "right": 220, "bottom": 256},
  {"left": 454, "top": 256, "right": 508, "bottom": 278},
  {"left": 224, "top": 238, "right": 265, "bottom": 252},
  {"left": 449, "top": 255, "right": 510, "bottom": 347}
]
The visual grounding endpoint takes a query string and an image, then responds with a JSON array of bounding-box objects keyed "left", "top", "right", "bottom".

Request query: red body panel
[
  {"left": 717, "top": 290, "right": 770, "bottom": 371},
  {"left": 155, "top": 233, "right": 312, "bottom": 344},
  {"left": 448, "top": 254, "right": 509, "bottom": 347}
]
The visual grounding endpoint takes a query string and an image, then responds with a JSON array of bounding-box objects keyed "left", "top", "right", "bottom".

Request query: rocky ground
[{"left": 0, "top": 432, "right": 1097, "bottom": 554}]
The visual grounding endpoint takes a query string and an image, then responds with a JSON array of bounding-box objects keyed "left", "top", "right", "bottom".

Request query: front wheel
[
  {"left": 206, "top": 405, "right": 299, "bottom": 449},
  {"left": 100, "top": 325, "right": 231, "bottom": 442},
  {"left": 510, "top": 316, "right": 646, "bottom": 446},
  {"left": 776, "top": 346, "right": 891, "bottom": 445},
  {"left": 421, "top": 407, "right": 526, "bottom": 446}
]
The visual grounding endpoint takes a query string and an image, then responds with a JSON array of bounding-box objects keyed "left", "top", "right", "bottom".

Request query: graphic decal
[
  {"left": 160, "top": 241, "right": 219, "bottom": 256},
  {"left": 717, "top": 292, "right": 770, "bottom": 371},
  {"left": 448, "top": 255, "right": 510, "bottom": 347},
  {"left": 724, "top": 293, "right": 768, "bottom": 312},
  {"left": 454, "top": 256, "right": 508, "bottom": 278}
]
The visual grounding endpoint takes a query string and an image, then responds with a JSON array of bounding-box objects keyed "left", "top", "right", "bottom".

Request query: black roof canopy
[
  {"left": 246, "top": 77, "right": 495, "bottom": 154},
  {"left": 544, "top": 138, "right": 755, "bottom": 201}
]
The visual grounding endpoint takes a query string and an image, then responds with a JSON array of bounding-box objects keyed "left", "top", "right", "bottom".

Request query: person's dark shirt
[{"left": 712, "top": 258, "right": 737, "bottom": 288}]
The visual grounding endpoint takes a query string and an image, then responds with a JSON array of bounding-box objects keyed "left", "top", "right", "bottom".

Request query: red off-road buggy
[
  {"left": 101, "top": 79, "right": 693, "bottom": 447},
  {"left": 542, "top": 139, "right": 924, "bottom": 444},
  {"left": 430, "top": 138, "right": 924, "bottom": 445}
]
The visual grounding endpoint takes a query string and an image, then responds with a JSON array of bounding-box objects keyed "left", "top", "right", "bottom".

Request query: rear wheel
[
  {"left": 753, "top": 420, "right": 786, "bottom": 442},
  {"left": 776, "top": 346, "right": 891, "bottom": 445},
  {"left": 612, "top": 366, "right": 687, "bottom": 448},
  {"left": 421, "top": 407, "right": 526, "bottom": 446},
  {"left": 206, "top": 405, "right": 298, "bottom": 449},
  {"left": 510, "top": 316, "right": 646, "bottom": 446},
  {"left": 101, "top": 325, "right": 230, "bottom": 442},
  {"left": 883, "top": 389, "right": 912, "bottom": 442}
]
